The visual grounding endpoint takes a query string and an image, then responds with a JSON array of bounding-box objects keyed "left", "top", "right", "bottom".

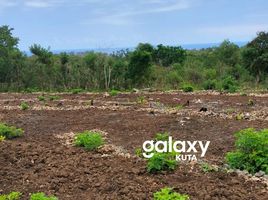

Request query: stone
[{"left": 255, "top": 171, "right": 265, "bottom": 177}]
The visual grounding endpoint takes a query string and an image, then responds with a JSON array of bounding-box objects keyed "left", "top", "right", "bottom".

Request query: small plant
[
  {"left": 0, "top": 192, "right": 22, "bottom": 200},
  {"left": 222, "top": 76, "right": 237, "bottom": 93},
  {"left": 20, "top": 102, "right": 29, "bottom": 110},
  {"left": 147, "top": 151, "right": 177, "bottom": 173},
  {"left": 48, "top": 95, "right": 60, "bottom": 101},
  {"left": 136, "top": 96, "right": 147, "bottom": 104},
  {"left": 74, "top": 131, "right": 104, "bottom": 151},
  {"left": 200, "top": 162, "right": 218, "bottom": 173},
  {"left": 182, "top": 84, "right": 194, "bottom": 92},
  {"left": 155, "top": 132, "right": 169, "bottom": 141},
  {"left": 0, "top": 135, "right": 5, "bottom": 142},
  {"left": 71, "top": 88, "right": 83, "bottom": 94},
  {"left": 248, "top": 99, "right": 254, "bottom": 106},
  {"left": 203, "top": 79, "right": 216, "bottom": 90},
  {"left": 153, "top": 188, "right": 189, "bottom": 200},
  {"left": 174, "top": 104, "right": 183, "bottom": 110},
  {"left": 135, "top": 147, "right": 143, "bottom": 157},
  {"left": 226, "top": 108, "right": 235, "bottom": 114},
  {"left": 109, "top": 89, "right": 119, "bottom": 96},
  {"left": 236, "top": 113, "right": 243, "bottom": 120},
  {"left": 0, "top": 123, "right": 23, "bottom": 139},
  {"left": 225, "top": 128, "right": 268, "bottom": 174},
  {"left": 30, "top": 192, "right": 58, "bottom": 200},
  {"left": 37, "top": 95, "right": 46, "bottom": 101}
]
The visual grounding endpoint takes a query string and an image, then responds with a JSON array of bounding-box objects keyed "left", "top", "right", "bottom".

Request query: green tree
[{"left": 242, "top": 31, "right": 268, "bottom": 83}]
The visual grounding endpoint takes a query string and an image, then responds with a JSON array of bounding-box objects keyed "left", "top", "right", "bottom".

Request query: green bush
[
  {"left": 30, "top": 193, "right": 58, "bottom": 200},
  {"left": 0, "top": 192, "right": 22, "bottom": 200},
  {"left": 0, "top": 123, "right": 23, "bottom": 139},
  {"left": 222, "top": 76, "right": 238, "bottom": 93},
  {"left": 109, "top": 89, "right": 119, "bottom": 96},
  {"left": 74, "top": 131, "right": 104, "bottom": 151},
  {"left": 182, "top": 84, "right": 194, "bottom": 92},
  {"left": 153, "top": 188, "right": 189, "bottom": 200},
  {"left": 37, "top": 95, "right": 46, "bottom": 101},
  {"left": 20, "top": 102, "right": 29, "bottom": 110},
  {"left": 147, "top": 151, "right": 177, "bottom": 173},
  {"left": 203, "top": 79, "right": 217, "bottom": 90},
  {"left": 155, "top": 132, "right": 169, "bottom": 141},
  {"left": 0, "top": 135, "right": 5, "bottom": 142},
  {"left": 71, "top": 88, "right": 83, "bottom": 94},
  {"left": 226, "top": 128, "right": 268, "bottom": 174},
  {"left": 48, "top": 95, "right": 60, "bottom": 101},
  {"left": 200, "top": 162, "right": 218, "bottom": 173}
]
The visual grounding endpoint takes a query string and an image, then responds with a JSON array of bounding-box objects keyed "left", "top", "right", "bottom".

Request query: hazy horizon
[{"left": 1, "top": 0, "right": 268, "bottom": 51}]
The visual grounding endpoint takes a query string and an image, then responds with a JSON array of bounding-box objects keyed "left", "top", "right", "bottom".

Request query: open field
[{"left": 0, "top": 91, "right": 268, "bottom": 200}]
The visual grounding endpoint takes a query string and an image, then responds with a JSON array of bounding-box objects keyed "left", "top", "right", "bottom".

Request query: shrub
[
  {"left": 0, "top": 192, "right": 22, "bottom": 200},
  {"left": 109, "top": 89, "right": 119, "bottom": 96},
  {"left": 182, "top": 84, "right": 194, "bottom": 92},
  {"left": 203, "top": 79, "right": 217, "bottom": 90},
  {"left": 30, "top": 192, "right": 58, "bottom": 200},
  {"left": 222, "top": 76, "right": 238, "bottom": 93},
  {"left": 225, "top": 128, "right": 268, "bottom": 174},
  {"left": 200, "top": 162, "right": 218, "bottom": 173},
  {"left": 37, "top": 95, "right": 46, "bottom": 101},
  {"left": 147, "top": 151, "right": 177, "bottom": 173},
  {"left": 74, "top": 131, "right": 104, "bottom": 151},
  {"left": 20, "top": 102, "right": 29, "bottom": 110},
  {"left": 153, "top": 188, "right": 189, "bottom": 200},
  {"left": 48, "top": 95, "right": 60, "bottom": 101},
  {"left": 0, "top": 123, "right": 23, "bottom": 139},
  {"left": 71, "top": 88, "right": 83, "bottom": 94},
  {"left": 0, "top": 135, "right": 5, "bottom": 142},
  {"left": 155, "top": 132, "right": 169, "bottom": 141}
]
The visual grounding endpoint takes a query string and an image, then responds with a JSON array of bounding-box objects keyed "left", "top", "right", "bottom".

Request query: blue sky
[{"left": 1, "top": 0, "right": 268, "bottom": 51}]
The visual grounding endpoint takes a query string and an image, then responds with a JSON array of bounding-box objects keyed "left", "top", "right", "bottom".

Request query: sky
[{"left": 1, "top": 0, "right": 268, "bottom": 51}]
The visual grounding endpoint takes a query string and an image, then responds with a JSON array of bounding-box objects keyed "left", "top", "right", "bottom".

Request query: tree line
[{"left": 0, "top": 25, "right": 267, "bottom": 92}]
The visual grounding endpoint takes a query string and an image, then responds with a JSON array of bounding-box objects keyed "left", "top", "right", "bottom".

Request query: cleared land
[{"left": 0, "top": 91, "right": 268, "bottom": 200}]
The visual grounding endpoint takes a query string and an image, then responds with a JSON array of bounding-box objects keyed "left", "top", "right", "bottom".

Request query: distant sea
[{"left": 23, "top": 41, "right": 247, "bottom": 56}]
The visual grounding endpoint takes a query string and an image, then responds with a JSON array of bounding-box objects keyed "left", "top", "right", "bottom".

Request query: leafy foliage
[
  {"left": 20, "top": 102, "right": 29, "bottom": 110},
  {"left": 200, "top": 162, "right": 218, "bottom": 173},
  {"left": 30, "top": 193, "right": 58, "bottom": 200},
  {"left": 147, "top": 151, "right": 177, "bottom": 173},
  {"left": 0, "top": 123, "right": 23, "bottom": 139},
  {"left": 153, "top": 188, "right": 189, "bottom": 200},
  {"left": 74, "top": 131, "right": 104, "bottom": 151},
  {"left": 0, "top": 192, "right": 22, "bottom": 200},
  {"left": 155, "top": 132, "right": 169, "bottom": 141},
  {"left": 182, "top": 84, "right": 194, "bottom": 92},
  {"left": 109, "top": 89, "right": 119, "bottom": 96},
  {"left": 226, "top": 128, "right": 268, "bottom": 174},
  {"left": 37, "top": 95, "right": 46, "bottom": 101}
]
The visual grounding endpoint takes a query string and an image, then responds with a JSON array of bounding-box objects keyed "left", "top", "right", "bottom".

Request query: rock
[
  {"left": 244, "top": 113, "right": 250, "bottom": 120},
  {"left": 263, "top": 175, "right": 268, "bottom": 179},
  {"left": 255, "top": 171, "right": 265, "bottom": 177},
  {"left": 199, "top": 107, "right": 208, "bottom": 112}
]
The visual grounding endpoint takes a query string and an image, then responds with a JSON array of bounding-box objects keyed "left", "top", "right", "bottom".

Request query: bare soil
[{"left": 0, "top": 92, "right": 267, "bottom": 200}]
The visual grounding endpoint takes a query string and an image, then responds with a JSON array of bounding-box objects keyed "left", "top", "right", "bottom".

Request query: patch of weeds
[
  {"left": 225, "top": 128, "right": 268, "bottom": 174},
  {"left": 174, "top": 104, "right": 183, "bottom": 110},
  {"left": 109, "top": 89, "right": 119, "bottom": 96},
  {"left": 136, "top": 96, "right": 147, "bottom": 104},
  {"left": 200, "top": 162, "right": 218, "bottom": 173},
  {"left": 236, "top": 113, "right": 243, "bottom": 120},
  {"left": 0, "top": 123, "right": 23, "bottom": 139},
  {"left": 48, "top": 95, "right": 60, "bottom": 101},
  {"left": 0, "top": 135, "right": 5, "bottom": 142},
  {"left": 182, "top": 84, "right": 194, "bottom": 92},
  {"left": 155, "top": 132, "right": 169, "bottom": 141},
  {"left": 247, "top": 99, "right": 254, "bottom": 106},
  {"left": 0, "top": 192, "right": 22, "bottom": 200},
  {"left": 37, "top": 95, "right": 46, "bottom": 101},
  {"left": 135, "top": 147, "right": 143, "bottom": 157},
  {"left": 225, "top": 108, "right": 235, "bottom": 114},
  {"left": 20, "top": 102, "right": 29, "bottom": 110},
  {"left": 147, "top": 151, "right": 177, "bottom": 173},
  {"left": 30, "top": 192, "right": 58, "bottom": 200},
  {"left": 74, "top": 131, "right": 104, "bottom": 151},
  {"left": 71, "top": 88, "right": 83, "bottom": 94},
  {"left": 153, "top": 187, "right": 189, "bottom": 200},
  {"left": 240, "top": 93, "right": 247, "bottom": 96}
]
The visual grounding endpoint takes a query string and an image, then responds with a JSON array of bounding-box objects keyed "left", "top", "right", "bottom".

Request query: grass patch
[
  {"left": 74, "top": 131, "right": 104, "bottom": 151},
  {"left": 0, "top": 123, "right": 23, "bottom": 139},
  {"left": 226, "top": 128, "right": 268, "bottom": 174},
  {"left": 30, "top": 193, "right": 58, "bottom": 200},
  {"left": 20, "top": 102, "right": 29, "bottom": 110},
  {"left": 37, "top": 95, "right": 46, "bottom": 101},
  {"left": 153, "top": 188, "right": 189, "bottom": 200},
  {"left": 109, "top": 89, "right": 119, "bottom": 96},
  {"left": 0, "top": 192, "right": 22, "bottom": 200},
  {"left": 48, "top": 95, "right": 60, "bottom": 101}
]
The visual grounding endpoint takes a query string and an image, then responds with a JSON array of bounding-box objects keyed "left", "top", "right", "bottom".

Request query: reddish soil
[{"left": 0, "top": 92, "right": 267, "bottom": 200}]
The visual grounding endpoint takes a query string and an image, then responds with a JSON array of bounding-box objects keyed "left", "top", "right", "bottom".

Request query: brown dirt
[{"left": 0, "top": 92, "right": 268, "bottom": 200}]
